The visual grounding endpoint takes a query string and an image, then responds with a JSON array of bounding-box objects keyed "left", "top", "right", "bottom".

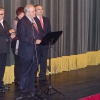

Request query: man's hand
[
  {"left": 10, "top": 33, "right": 16, "bottom": 39},
  {"left": 36, "top": 39, "right": 41, "bottom": 44},
  {"left": 9, "top": 29, "right": 15, "bottom": 34},
  {"left": 9, "top": 29, "right": 16, "bottom": 39}
]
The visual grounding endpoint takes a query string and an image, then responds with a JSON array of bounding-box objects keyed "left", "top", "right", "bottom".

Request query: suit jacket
[
  {"left": 17, "top": 16, "right": 35, "bottom": 59},
  {"left": 42, "top": 16, "right": 51, "bottom": 34},
  {"left": 34, "top": 16, "right": 51, "bottom": 48},
  {"left": 0, "top": 20, "right": 10, "bottom": 53},
  {"left": 34, "top": 16, "right": 51, "bottom": 37},
  {"left": 33, "top": 17, "right": 43, "bottom": 40}
]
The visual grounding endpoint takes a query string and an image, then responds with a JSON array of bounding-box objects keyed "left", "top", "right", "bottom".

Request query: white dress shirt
[{"left": 0, "top": 19, "right": 4, "bottom": 28}]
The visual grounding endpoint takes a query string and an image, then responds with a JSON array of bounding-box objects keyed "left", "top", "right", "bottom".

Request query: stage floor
[{"left": 1, "top": 65, "right": 100, "bottom": 100}]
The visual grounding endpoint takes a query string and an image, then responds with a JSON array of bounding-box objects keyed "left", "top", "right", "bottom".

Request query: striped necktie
[{"left": 32, "top": 19, "right": 39, "bottom": 33}]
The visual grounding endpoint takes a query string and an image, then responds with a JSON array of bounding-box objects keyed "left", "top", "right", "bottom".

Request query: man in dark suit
[
  {"left": 17, "top": 4, "right": 40, "bottom": 97},
  {"left": 0, "top": 7, "right": 15, "bottom": 92},
  {"left": 34, "top": 4, "right": 51, "bottom": 83}
]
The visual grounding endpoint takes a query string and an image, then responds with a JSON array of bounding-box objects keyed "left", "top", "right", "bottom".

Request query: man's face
[
  {"left": 0, "top": 9, "right": 5, "bottom": 21},
  {"left": 35, "top": 6, "right": 43, "bottom": 16},
  {"left": 28, "top": 6, "right": 36, "bottom": 19}
]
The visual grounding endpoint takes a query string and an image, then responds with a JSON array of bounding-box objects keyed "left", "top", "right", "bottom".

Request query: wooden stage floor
[{"left": 1, "top": 65, "right": 100, "bottom": 100}]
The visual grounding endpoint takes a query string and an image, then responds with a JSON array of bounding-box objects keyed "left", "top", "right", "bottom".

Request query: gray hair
[{"left": 24, "top": 4, "right": 34, "bottom": 13}]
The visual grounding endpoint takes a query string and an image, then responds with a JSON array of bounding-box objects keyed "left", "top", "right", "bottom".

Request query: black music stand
[{"left": 39, "top": 31, "right": 67, "bottom": 98}]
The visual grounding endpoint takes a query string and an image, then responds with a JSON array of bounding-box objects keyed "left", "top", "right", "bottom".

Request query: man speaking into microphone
[{"left": 17, "top": 4, "right": 40, "bottom": 97}]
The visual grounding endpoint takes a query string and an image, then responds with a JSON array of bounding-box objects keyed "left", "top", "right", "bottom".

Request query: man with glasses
[{"left": 0, "top": 7, "right": 15, "bottom": 93}]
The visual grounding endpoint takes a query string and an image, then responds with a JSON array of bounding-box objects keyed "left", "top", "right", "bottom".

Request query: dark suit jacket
[
  {"left": 33, "top": 17, "right": 43, "bottom": 40},
  {"left": 34, "top": 16, "right": 51, "bottom": 48},
  {"left": 43, "top": 16, "right": 51, "bottom": 34},
  {"left": 17, "top": 16, "right": 35, "bottom": 59},
  {"left": 0, "top": 20, "right": 11, "bottom": 53},
  {"left": 34, "top": 16, "right": 51, "bottom": 37}
]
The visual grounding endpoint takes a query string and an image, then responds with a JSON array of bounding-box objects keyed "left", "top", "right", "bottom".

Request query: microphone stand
[
  {"left": 39, "top": 40, "right": 67, "bottom": 98},
  {"left": 32, "top": 23, "right": 46, "bottom": 100}
]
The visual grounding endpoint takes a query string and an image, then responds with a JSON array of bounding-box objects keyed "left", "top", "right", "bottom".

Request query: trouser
[
  {"left": 20, "top": 55, "right": 38, "bottom": 93},
  {"left": 12, "top": 48, "right": 22, "bottom": 83},
  {"left": 37, "top": 45, "right": 48, "bottom": 80},
  {"left": 0, "top": 53, "right": 7, "bottom": 86}
]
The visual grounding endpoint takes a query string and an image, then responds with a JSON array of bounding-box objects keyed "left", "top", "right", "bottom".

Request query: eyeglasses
[{"left": 0, "top": 13, "right": 5, "bottom": 15}]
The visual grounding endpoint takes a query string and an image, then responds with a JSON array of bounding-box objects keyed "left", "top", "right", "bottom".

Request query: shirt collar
[
  {"left": 26, "top": 16, "right": 37, "bottom": 24},
  {"left": 0, "top": 19, "right": 3, "bottom": 23},
  {"left": 37, "top": 16, "right": 43, "bottom": 20},
  {"left": 26, "top": 15, "right": 33, "bottom": 23}
]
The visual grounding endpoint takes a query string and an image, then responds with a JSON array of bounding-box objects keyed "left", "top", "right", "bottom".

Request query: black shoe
[
  {"left": 30, "top": 92, "right": 35, "bottom": 97},
  {"left": 0, "top": 85, "right": 10, "bottom": 90},
  {"left": 39, "top": 79, "right": 49, "bottom": 83},
  {"left": 21, "top": 92, "right": 31, "bottom": 97},
  {"left": 0, "top": 88, "right": 5, "bottom": 93},
  {"left": 16, "top": 92, "right": 30, "bottom": 100},
  {"left": 34, "top": 89, "right": 41, "bottom": 95}
]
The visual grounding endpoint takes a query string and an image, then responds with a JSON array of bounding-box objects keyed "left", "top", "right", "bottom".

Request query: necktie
[
  {"left": 39, "top": 16, "right": 44, "bottom": 29},
  {"left": 32, "top": 19, "right": 39, "bottom": 33},
  {"left": 33, "top": 23, "right": 39, "bottom": 33}
]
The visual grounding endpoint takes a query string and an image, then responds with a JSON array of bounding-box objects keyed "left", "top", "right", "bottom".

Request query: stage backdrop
[{"left": 0, "top": 0, "right": 100, "bottom": 84}]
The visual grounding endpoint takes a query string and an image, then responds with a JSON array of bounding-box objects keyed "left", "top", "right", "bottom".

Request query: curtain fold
[
  {"left": 0, "top": 0, "right": 100, "bottom": 65},
  {"left": 1, "top": 0, "right": 100, "bottom": 84}
]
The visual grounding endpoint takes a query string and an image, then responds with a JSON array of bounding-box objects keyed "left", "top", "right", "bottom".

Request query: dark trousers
[
  {"left": 12, "top": 48, "right": 22, "bottom": 83},
  {"left": 37, "top": 45, "right": 48, "bottom": 80},
  {"left": 0, "top": 53, "right": 7, "bottom": 86},
  {"left": 20, "top": 54, "right": 38, "bottom": 93}
]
